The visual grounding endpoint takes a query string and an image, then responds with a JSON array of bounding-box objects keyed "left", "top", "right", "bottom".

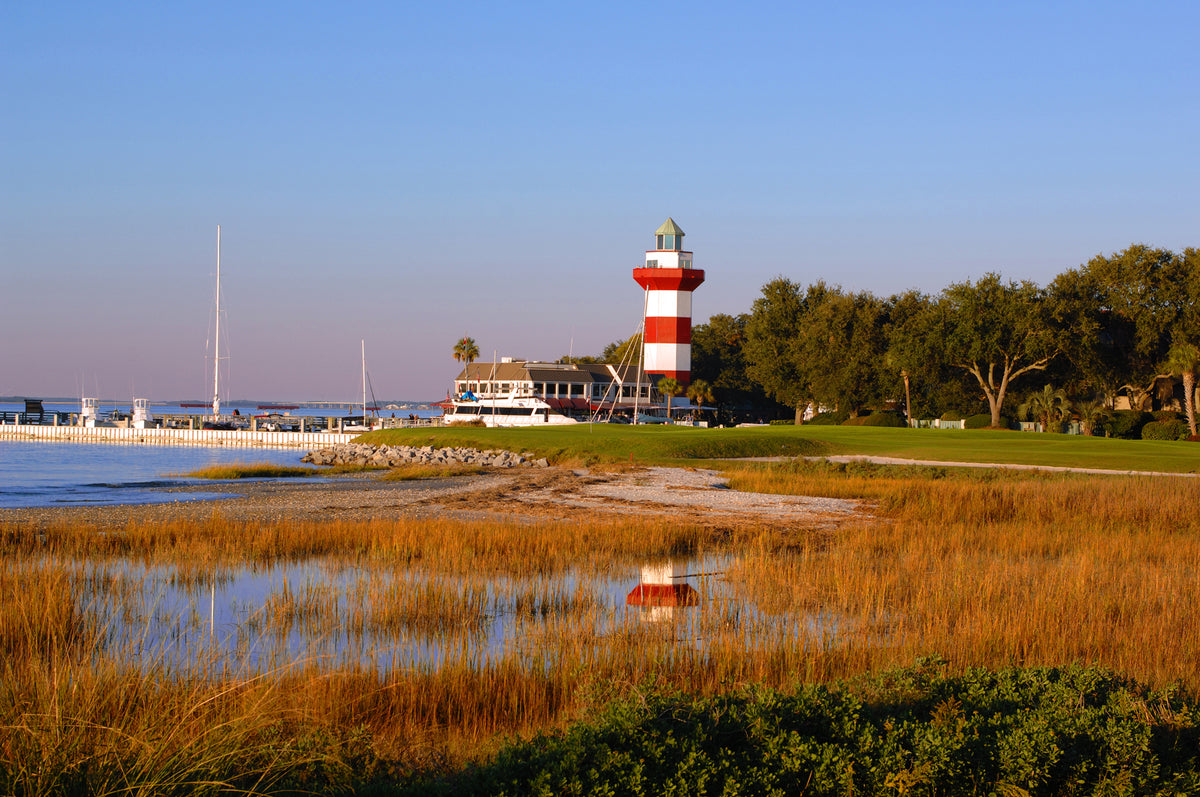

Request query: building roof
[
  {"left": 453, "top": 360, "right": 652, "bottom": 385},
  {"left": 655, "top": 217, "right": 685, "bottom": 237}
]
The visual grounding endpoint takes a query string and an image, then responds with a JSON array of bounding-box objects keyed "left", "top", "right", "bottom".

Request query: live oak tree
[
  {"left": 691, "top": 314, "right": 751, "bottom": 397},
  {"left": 884, "top": 290, "right": 938, "bottom": 423},
  {"left": 1051, "top": 245, "right": 1187, "bottom": 410},
  {"left": 792, "top": 285, "right": 889, "bottom": 418},
  {"left": 744, "top": 278, "right": 811, "bottom": 423},
  {"left": 934, "top": 274, "right": 1057, "bottom": 428}
]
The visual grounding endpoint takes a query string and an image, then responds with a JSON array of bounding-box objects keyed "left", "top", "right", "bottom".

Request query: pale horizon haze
[{"left": 3, "top": 2, "right": 1197, "bottom": 401}]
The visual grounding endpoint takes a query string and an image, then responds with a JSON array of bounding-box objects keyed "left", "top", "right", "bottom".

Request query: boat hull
[{"left": 441, "top": 399, "right": 579, "bottom": 427}]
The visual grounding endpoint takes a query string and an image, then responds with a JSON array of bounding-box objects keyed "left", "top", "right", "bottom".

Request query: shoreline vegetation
[{"left": 4, "top": 426, "right": 1200, "bottom": 793}]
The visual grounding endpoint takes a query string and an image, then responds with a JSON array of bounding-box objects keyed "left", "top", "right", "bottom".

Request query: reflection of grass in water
[{"left": 5, "top": 464, "right": 1200, "bottom": 792}]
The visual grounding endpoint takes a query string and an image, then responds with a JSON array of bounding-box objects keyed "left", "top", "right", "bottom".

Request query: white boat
[
  {"left": 131, "top": 398, "right": 156, "bottom": 428},
  {"left": 443, "top": 359, "right": 661, "bottom": 427},
  {"left": 442, "top": 393, "right": 583, "bottom": 426}
]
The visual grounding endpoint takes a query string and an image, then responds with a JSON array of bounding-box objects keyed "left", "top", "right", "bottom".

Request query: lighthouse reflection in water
[{"left": 625, "top": 560, "right": 702, "bottom": 624}]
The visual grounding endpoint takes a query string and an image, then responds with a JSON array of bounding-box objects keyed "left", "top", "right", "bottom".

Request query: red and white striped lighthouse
[{"left": 632, "top": 218, "right": 705, "bottom": 385}]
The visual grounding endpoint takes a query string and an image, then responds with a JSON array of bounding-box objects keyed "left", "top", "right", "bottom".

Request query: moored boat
[{"left": 444, "top": 359, "right": 662, "bottom": 427}]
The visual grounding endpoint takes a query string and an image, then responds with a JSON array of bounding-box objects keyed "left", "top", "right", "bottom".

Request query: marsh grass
[
  {"left": 186, "top": 463, "right": 323, "bottom": 479},
  {"left": 5, "top": 513, "right": 712, "bottom": 576},
  {"left": 376, "top": 463, "right": 491, "bottom": 480},
  {"left": 6, "top": 462, "right": 1200, "bottom": 791}
]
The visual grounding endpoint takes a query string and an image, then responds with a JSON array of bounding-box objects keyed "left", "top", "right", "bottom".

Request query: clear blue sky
[{"left": 3, "top": 1, "right": 1196, "bottom": 401}]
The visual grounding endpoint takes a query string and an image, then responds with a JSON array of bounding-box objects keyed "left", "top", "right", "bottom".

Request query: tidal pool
[{"left": 59, "top": 555, "right": 842, "bottom": 674}]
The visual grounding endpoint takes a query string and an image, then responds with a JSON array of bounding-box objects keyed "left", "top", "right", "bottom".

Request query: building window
[
  {"left": 646, "top": 259, "right": 658, "bottom": 268},
  {"left": 656, "top": 234, "right": 664, "bottom": 250}
]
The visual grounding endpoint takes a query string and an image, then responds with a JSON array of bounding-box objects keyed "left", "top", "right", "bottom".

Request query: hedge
[{"left": 1142, "top": 419, "right": 1189, "bottom": 441}]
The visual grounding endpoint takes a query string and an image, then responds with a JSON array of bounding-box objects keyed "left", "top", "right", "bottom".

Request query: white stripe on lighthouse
[
  {"left": 645, "top": 290, "right": 692, "bottom": 318},
  {"left": 643, "top": 343, "right": 690, "bottom": 375}
]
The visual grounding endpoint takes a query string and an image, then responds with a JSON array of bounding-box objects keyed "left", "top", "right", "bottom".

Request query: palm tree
[
  {"left": 453, "top": 336, "right": 479, "bottom": 367},
  {"left": 453, "top": 336, "right": 479, "bottom": 396},
  {"left": 686, "top": 379, "right": 715, "bottom": 423},
  {"left": 686, "top": 379, "right": 714, "bottom": 406},
  {"left": 1073, "top": 398, "right": 1111, "bottom": 437},
  {"left": 1164, "top": 343, "right": 1200, "bottom": 438},
  {"left": 1018, "top": 384, "right": 1070, "bottom": 432},
  {"left": 657, "top": 377, "right": 682, "bottom": 422}
]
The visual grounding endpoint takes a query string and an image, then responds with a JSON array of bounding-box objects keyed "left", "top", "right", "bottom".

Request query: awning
[{"left": 588, "top": 401, "right": 640, "bottom": 411}]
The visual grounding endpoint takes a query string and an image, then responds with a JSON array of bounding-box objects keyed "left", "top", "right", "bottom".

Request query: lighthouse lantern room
[{"left": 633, "top": 218, "right": 706, "bottom": 385}]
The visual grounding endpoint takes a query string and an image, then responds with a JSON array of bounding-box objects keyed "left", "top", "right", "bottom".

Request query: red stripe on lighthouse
[
  {"left": 633, "top": 268, "right": 706, "bottom": 292},
  {"left": 644, "top": 317, "right": 691, "bottom": 344}
]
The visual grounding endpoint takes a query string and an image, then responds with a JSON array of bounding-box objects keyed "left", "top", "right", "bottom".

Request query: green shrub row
[
  {"left": 1142, "top": 418, "right": 1190, "bottom": 441},
  {"left": 806, "top": 410, "right": 849, "bottom": 426},
  {"left": 414, "top": 663, "right": 1200, "bottom": 796},
  {"left": 860, "top": 411, "right": 907, "bottom": 427}
]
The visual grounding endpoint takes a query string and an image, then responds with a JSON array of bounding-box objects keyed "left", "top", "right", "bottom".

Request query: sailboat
[
  {"left": 213, "top": 224, "right": 222, "bottom": 417},
  {"left": 199, "top": 225, "right": 235, "bottom": 429},
  {"left": 342, "top": 340, "right": 380, "bottom": 432}
]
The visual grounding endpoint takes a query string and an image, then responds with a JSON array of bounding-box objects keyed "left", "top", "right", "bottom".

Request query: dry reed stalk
[
  {"left": 7, "top": 513, "right": 715, "bottom": 577},
  {"left": 6, "top": 462, "right": 1200, "bottom": 787},
  {"left": 725, "top": 465, "right": 1200, "bottom": 691}
]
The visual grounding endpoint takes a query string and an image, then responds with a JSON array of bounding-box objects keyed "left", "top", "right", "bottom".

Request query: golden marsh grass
[{"left": 4, "top": 462, "right": 1200, "bottom": 786}]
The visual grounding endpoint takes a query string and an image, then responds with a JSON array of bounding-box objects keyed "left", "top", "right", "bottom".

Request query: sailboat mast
[
  {"left": 633, "top": 286, "right": 648, "bottom": 424},
  {"left": 362, "top": 339, "right": 367, "bottom": 425},
  {"left": 213, "top": 225, "right": 221, "bottom": 417}
]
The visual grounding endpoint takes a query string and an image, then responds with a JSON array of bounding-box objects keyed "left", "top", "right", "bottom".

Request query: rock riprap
[{"left": 302, "top": 443, "right": 550, "bottom": 469}]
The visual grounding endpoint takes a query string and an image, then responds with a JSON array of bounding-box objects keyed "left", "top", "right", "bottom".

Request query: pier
[{"left": 0, "top": 423, "right": 359, "bottom": 448}]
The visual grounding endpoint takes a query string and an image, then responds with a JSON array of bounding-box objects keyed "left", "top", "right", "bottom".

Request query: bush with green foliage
[
  {"left": 1154, "top": 410, "right": 1181, "bottom": 423},
  {"left": 418, "top": 663, "right": 1200, "bottom": 796},
  {"left": 860, "top": 411, "right": 907, "bottom": 428},
  {"left": 1106, "top": 410, "right": 1154, "bottom": 439},
  {"left": 940, "top": 409, "right": 964, "bottom": 421},
  {"left": 964, "top": 413, "right": 1013, "bottom": 429},
  {"left": 806, "top": 410, "right": 849, "bottom": 426},
  {"left": 1142, "top": 419, "right": 1189, "bottom": 441}
]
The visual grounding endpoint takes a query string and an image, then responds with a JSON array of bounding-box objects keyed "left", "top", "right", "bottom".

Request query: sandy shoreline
[{"left": 0, "top": 466, "right": 866, "bottom": 530}]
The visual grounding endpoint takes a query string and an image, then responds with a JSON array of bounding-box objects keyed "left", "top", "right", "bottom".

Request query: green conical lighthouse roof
[{"left": 655, "top": 217, "right": 685, "bottom": 237}]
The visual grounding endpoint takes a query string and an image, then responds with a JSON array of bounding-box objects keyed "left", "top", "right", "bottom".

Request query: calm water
[
  {"left": 0, "top": 440, "right": 305, "bottom": 508},
  {"left": 63, "top": 556, "right": 807, "bottom": 674}
]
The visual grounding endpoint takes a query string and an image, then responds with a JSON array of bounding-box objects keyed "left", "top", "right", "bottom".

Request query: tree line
[{"left": 688, "top": 244, "right": 1200, "bottom": 432}]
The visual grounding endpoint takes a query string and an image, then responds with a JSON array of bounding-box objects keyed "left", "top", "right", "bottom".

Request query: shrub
[
  {"left": 940, "top": 410, "right": 964, "bottom": 421},
  {"left": 963, "top": 413, "right": 1013, "bottom": 429},
  {"left": 1153, "top": 410, "right": 1180, "bottom": 422},
  {"left": 861, "top": 412, "right": 907, "bottom": 428},
  {"left": 441, "top": 664, "right": 1200, "bottom": 796},
  {"left": 807, "top": 411, "right": 849, "bottom": 426},
  {"left": 768, "top": 419, "right": 794, "bottom": 425},
  {"left": 1106, "top": 410, "right": 1153, "bottom": 439},
  {"left": 1142, "top": 419, "right": 1189, "bottom": 441}
]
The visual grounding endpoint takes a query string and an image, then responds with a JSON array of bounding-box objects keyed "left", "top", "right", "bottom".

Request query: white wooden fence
[{"left": 0, "top": 423, "right": 357, "bottom": 448}]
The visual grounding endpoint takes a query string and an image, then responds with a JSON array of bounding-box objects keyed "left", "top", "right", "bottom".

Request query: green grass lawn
[{"left": 360, "top": 424, "right": 1200, "bottom": 473}]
